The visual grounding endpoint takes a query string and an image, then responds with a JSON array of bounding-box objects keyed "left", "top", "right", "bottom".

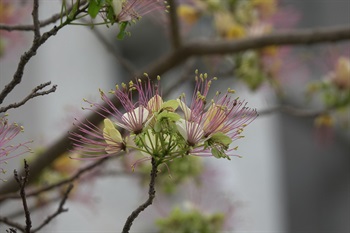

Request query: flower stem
[{"left": 122, "top": 157, "right": 158, "bottom": 233}]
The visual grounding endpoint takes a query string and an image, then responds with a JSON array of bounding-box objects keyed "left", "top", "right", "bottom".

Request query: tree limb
[
  {"left": 168, "top": 0, "right": 181, "bottom": 48},
  {"left": 122, "top": 158, "right": 158, "bottom": 233},
  {"left": 0, "top": 1, "right": 88, "bottom": 32},
  {"left": 0, "top": 82, "right": 57, "bottom": 113}
]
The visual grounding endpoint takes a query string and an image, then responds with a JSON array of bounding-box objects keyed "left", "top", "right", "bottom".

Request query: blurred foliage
[{"left": 156, "top": 206, "right": 225, "bottom": 233}]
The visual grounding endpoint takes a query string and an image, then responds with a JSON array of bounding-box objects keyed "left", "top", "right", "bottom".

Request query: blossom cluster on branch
[{"left": 71, "top": 71, "right": 257, "bottom": 165}]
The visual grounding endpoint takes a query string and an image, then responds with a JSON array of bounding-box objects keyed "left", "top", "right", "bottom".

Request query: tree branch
[
  {"left": 30, "top": 184, "right": 73, "bottom": 233},
  {"left": 0, "top": 1, "right": 88, "bottom": 32},
  {"left": 0, "top": 3, "right": 89, "bottom": 105},
  {"left": 0, "top": 157, "right": 109, "bottom": 201},
  {"left": 168, "top": 0, "right": 181, "bottom": 48},
  {"left": 32, "top": 0, "right": 41, "bottom": 40},
  {"left": 184, "top": 26, "right": 350, "bottom": 55},
  {"left": 0, "top": 216, "right": 25, "bottom": 233},
  {"left": 258, "top": 105, "right": 332, "bottom": 118},
  {"left": 0, "top": 82, "right": 57, "bottom": 113},
  {"left": 14, "top": 160, "right": 31, "bottom": 233},
  {"left": 122, "top": 158, "right": 158, "bottom": 233},
  {"left": 0, "top": 25, "right": 349, "bottom": 197}
]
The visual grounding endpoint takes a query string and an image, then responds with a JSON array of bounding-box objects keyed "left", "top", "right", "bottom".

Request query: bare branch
[
  {"left": 31, "top": 184, "right": 73, "bottom": 233},
  {"left": 32, "top": 0, "right": 41, "bottom": 40},
  {"left": 6, "top": 228, "right": 18, "bottom": 233},
  {"left": 0, "top": 1, "right": 88, "bottom": 32},
  {"left": 0, "top": 157, "right": 108, "bottom": 201},
  {"left": 168, "top": 0, "right": 181, "bottom": 48},
  {"left": 258, "top": 105, "right": 331, "bottom": 118},
  {"left": 184, "top": 26, "right": 350, "bottom": 55},
  {"left": 122, "top": 158, "right": 158, "bottom": 233},
  {"left": 0, "top": 216, "right": 25, "bottom": 232},
  {"left": 14, "top": 160, "right": 31, "bottom": 233},
  {"left": 0, "top": 82, "right": 57, "bottom": 113}
]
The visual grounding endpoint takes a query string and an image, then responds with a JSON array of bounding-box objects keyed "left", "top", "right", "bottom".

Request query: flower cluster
[
  {"left": 87, "top": 0, "right": 167, "bottom": 39},
  {"left": 0, "top": 114, "right": 31, "bottom": 177},
  {"left": 71, "top": 71, "right": 257, "bottom": 167}
]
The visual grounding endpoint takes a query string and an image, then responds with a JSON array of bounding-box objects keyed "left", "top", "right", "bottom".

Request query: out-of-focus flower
[
  {"left": 123, "top": 151, "right": 203, "bottom": 193},
  {"left": 0, "top": 1, "right": 28, "bottom": 58},
  {"left": 252, "top": 0, "right": 277, "bottom": 19},
  {"left": 156, "top": 206, "right": 225, "bottom": 233},
  {"left": 0, "top": 114, "right": 31, "bottom": 177},
  {"left": 214, "top": 12, "right": 246, "bottom": 39},
  {"left": 327, "top": 56, "right": 350, "bottom": 90},
  {"left": 88, "top": 0, "right": 167, "bottom": 39},
  {"left": 113, "top": 0, "right": 166, "bottom": 23},
  {"left": 177, "top": 4, "right": 200, "bottom": 25}
]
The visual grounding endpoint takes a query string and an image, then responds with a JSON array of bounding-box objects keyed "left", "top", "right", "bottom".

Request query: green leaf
[
  {"left": 209, "top": 132, "right": 232, "bottom": 148},
  {"left": 154, "top": 121, "right": 162, "bottom": 133},
  {"left": 161, "top": 100, "right": 179, "bottom": 112},
  {"left": 157, "top": 111, "right": 181, "bottom": 122},
  {"left": 211, "top": 147, "right": 231, "bottom": 160},
  {"left": 117, "top": 22, "right": 128, "bottom": 40},
  {"left": 88, "top": 0, "right": 102, "bottom": 18}
]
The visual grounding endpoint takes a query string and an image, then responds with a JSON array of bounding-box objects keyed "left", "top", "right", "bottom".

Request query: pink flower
[
  {"left": 177, "top": 72, "right": 258, "bottom": 158},
  {"left": 70, "top": 118, "right": 127, "bottom": 160},
  {"left": 0, "top": 1, "right": 29, "bottom": 58},
  {"left": 113, "top": 0, "right": 167, "bottom": 23},
  {"left": 70, "top": 77, "right": 161, "bottom": 159},
  {"left": 0, "top": 115, "right": 31, "bottom": 174}
]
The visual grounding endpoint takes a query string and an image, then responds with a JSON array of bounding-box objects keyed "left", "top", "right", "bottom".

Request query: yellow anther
[{"left": 227, "top": 88, "right": 235, "bottom": 94}]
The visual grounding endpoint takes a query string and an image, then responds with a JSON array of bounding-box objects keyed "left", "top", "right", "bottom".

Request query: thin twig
[
  {"left": 14, "top": 160, "right": 31, "bottom": 233},
  {"left": 0, "top": 1, "right": 88, "bottom": 32},
  {"left": 0, "top": 216, "right": 25, "bottom": 232},
  {"left": 0, "top": 82, "right": 57, "bottom": 113},
  {"left": 168, "top": 0, "right": 181, "bottom": 48},
  {"left": 122, "top": 158, "right": 158, "bottom": 233},
  {"left": 31, "top": 184, "right": 73, "bottom": 233},
  {"left": 6, "top": 228, "right": 18, "bottom": 233},
  {"left": 0, "top": 157, "right": 109, "bottom": 201},
  {"left": 32, "top": 0, "right": 41, "bottom": 40},
  {"left": 185, "top": 26, "right": 350, "bottom": 55},
  {"left": 258, "top": 105, "right": 331, "bottom": 118}
]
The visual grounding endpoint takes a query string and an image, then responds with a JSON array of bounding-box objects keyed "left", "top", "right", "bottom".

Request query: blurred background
[{"left": 0, "top": 0, "right": 349, "bottom": 232}]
